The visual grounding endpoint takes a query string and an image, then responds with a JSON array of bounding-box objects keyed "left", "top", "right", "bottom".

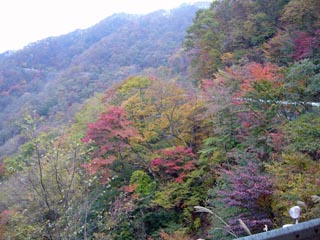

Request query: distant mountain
[{"left": 0, "top": 2, "right": 209, "bottom": 157}]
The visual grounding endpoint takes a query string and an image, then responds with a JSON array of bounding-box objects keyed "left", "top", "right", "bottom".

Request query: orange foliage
[
  {"left": 241, "top": 63, "right": 280, "bottom": 92},
  {"left": 123, "top": 184, "right": 138, "bottom": 193},
  {"left": 247, "top": 62, "right": 279, "bottom": 82},
  {"left": 235, "top": 62, "right": 282, "bottom": 97}
]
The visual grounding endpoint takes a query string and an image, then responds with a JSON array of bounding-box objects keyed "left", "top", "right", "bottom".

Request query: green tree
[
  {"left": 284, "top": 59, "right": 320, "bottom": 111},
  {"left": 266, "top": 152, "right": 320, "bottom": 225}
]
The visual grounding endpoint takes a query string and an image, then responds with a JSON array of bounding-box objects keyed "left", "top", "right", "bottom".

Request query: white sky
[{"left": 0, "top": 0, "right": 199, "bottom": 53}]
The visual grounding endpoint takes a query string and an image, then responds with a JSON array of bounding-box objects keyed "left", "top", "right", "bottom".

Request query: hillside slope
[
  {"left": 0, "top": 0, "right": 319, "bottom": 239},
  {"left": 0, "top": 3, "right": 208, "bottom": 156}
]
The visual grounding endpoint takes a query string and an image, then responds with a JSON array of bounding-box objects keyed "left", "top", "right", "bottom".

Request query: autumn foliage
[
  {"left": 292, "top": 31, "right": 317, "bottom": 60},
  {"left": 82, "top": 106, "right": 137, "bottom": 182},
  {"left": 82, "top": 106, "right": 137, "bottom": 156},
  {"left": 0, "top": 210, "right": 14, "bottom": 239},
  {"left": 1, "top": 0, "right": 319, "bottom": 239},
  {"left": 218, "top": 161, "right": 274, "bottom": 235},
  {"left": 230, "top": 62, "right": 282, "bottom": 97},
  {"left": 150, "top": 146, "right": 196, "bottom": 183}
]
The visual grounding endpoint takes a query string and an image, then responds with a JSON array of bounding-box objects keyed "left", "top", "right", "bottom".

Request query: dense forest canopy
[{"left": 0, "top": 0, "right": 319, "bottom": 239}]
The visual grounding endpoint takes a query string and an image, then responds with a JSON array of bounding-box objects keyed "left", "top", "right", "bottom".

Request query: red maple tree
[
  {"left": 150, "top": 146, "right": 196, "bottom": 183},
  {"left": 82, "top": 106, "right": 137, "bottom": 183}
]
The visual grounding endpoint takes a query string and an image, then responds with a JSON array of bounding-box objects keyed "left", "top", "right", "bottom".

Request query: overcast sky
[{"left": 0, "top": 0, "right": 200, "bottom": 53}]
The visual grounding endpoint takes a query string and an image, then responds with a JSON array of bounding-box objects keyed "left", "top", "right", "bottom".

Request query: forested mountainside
[
  {"left": 0, "top": 3, "right": 206, "bottom": 156},
  {"left": 0, "top": 0, "right": 319, "bottom": 239}
]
